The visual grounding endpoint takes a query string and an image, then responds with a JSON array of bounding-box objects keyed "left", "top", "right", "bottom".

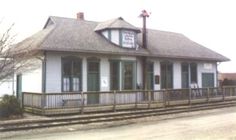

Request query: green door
[
  {"left": 16, "top": 74, "right": 22, "bottom": 102},
  {"left": 87, "top": 61, "right": 100, "bottom": 104},
  {"left": 147, "top": 62, "right": 154, "bottom": 100},
  {"left": 147, "top": 63, "right": 154, "bottom": 90},
  {"left": 202, "top": 73, "right": 214, "bottom": 88}
]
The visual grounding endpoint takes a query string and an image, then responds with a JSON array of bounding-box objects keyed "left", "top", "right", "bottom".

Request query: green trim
[{"left": 16, "top": 74, "right": 22, "bottom": 99}]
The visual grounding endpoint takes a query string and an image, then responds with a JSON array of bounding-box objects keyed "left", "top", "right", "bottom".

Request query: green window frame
[{"left": 61, "top": 56, "right": 82, "bottom": 92}]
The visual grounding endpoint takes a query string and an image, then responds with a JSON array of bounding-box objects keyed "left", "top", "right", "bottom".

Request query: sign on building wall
[
  {"left": 204, "top": 63, "right": 213, "bottom": 70},
  {"left": 122, "top": 31, "right": 135, "bottom": 48},
  {"left": 101, "top": 76, "right": 108, "bottom": 88}
]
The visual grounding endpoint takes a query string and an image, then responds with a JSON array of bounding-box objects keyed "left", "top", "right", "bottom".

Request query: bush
[{"left": 0, "top": 95, "right": 23, "bottom": 118}]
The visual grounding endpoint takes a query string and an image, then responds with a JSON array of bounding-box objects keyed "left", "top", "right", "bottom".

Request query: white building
[{"left": 14, "top": 12, "right": 229, "bottom": 104}]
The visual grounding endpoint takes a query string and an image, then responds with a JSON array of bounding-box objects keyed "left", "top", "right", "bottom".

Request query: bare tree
[{"left": 0, "top": 21, "right": 40, "bottom": 83}]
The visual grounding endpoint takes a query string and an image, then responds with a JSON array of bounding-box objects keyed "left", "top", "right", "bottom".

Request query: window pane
[
  {"left": 73, "top": 61, "right": 81, "bottom": 76},
  {"left": 88, "top": 62, "right": 99, "bottom": 72},
  {"left": 63, "top": 77, "right": 70, "bottom": 92},
  {"left": 110, "top": 61, "right": 119, "bottom": 90},
  {"left": 72, "top": 77, "right": 80, "bottom": 91},
  {"left": 63, "top": 60, "right": 71, "bottom": 76}
]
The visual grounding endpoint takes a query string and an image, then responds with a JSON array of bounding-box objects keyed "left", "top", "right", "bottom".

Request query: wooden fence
[{"left": 22, "top": 86, "right": 236, "bottom": 115}]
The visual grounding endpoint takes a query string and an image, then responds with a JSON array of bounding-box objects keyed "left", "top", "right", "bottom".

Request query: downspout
[
  {"left": 216, "top": 62, "right": 220, "bottom": 87},
  {"left": 42, "top": 51, "right": 46, "bottom": 93}
]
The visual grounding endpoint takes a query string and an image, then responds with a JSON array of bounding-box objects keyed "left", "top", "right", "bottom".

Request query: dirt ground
[{"left": 1, "top": 106, "right": 236, "bottom": 140}]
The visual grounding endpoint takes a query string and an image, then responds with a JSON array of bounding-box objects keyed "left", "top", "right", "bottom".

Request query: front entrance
[
  {"left": 87, "top": 60, "right": 100, "bottom": 104},
  {"left": 147, "top": 62, "right": 154, "bottom": 100}
]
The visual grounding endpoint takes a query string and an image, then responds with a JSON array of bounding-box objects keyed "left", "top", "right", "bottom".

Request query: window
[
  {"left": 62, "top": 57, "right": 82, "bottom": 92},
  {"left": 190, "top": 63, "right": 197, "bottom": 83},
  {"left": 181, "top": 63, "right": 198, "bottom": 88},
  {"left": 110, "top": 61, "right": 120, "bottom": 90},
  {"left": 181, "top": 63, "right": 189, "bottom": 88},
  {"left": 123, "top": 62, "right": 135, "bottom": 90},
  {"left": 161, "top": 62, "right": 173, "bottom": 89}
]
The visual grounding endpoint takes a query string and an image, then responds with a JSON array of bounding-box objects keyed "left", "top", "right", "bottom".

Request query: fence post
[
  {"left": 21, "top": 92, "right": 24, "bottom": 110},
  {"left": 163, "top": 90, "right": 166, "bottom": 108},
  {"left": 222, "top": 87, "right": 225, "bottom": 101},
  {"left": 113, "top": 90, "right": 116, "bottom": 112},
  {"left": 135, "top": 91, "right": 138, "bottom": 110},
  {"left": 31, "top": 93, "right": 33, "bottom": 112},
  {"left": 230, "top": 87, "right": 233, "bottom": 96},
  {"left": 207, "top": 88, "right": 210, "bottom": 103},
  {"left": 81, "top": 92, "right": 84, "bottom": 114},
  {"left": 40, "top": 93, "right": 44, "bottom": 115},
  {"left": 188, "top": 88, "right": 192, "bottom": 105},
  {"left": 148, "top": 91, "right": 151, "bottom": 109}
]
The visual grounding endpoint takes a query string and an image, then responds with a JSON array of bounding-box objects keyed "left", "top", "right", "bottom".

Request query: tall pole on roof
[
  {"left": 139, "top": 10, "right": 149, "bottom": 95},
  {"left": 139, "top": 10, "right": 149, "bottom": 49}
]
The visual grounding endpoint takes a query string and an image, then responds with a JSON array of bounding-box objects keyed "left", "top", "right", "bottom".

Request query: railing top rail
[
  {"left": 22, "top": 86, "right": 236, "bottom": 96},
  {"left": 223, "top": 85, "right": 236, "bottom": 88}
]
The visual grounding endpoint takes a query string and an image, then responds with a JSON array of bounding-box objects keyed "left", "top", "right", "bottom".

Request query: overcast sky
[{"left": 0, "top": 0, "right": 235, "bottom": 72}]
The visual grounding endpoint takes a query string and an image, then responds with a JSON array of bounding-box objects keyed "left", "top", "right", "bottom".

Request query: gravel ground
[{"left": 1, "top": 106, "right": 236, "bottom": 140}]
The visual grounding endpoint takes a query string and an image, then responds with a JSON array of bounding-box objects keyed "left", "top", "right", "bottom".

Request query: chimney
[
  {"left": 76, "top": 12, "right": 84, "bottom": 20},
  {"left": 139, "top": 10, "right": 149, "bottom": 49}
]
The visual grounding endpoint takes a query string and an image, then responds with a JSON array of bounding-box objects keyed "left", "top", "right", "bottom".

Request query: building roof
[
  {"left": 15, "top": 16, "right": 229, "bottom": 62},
  {"left": 219, "top": 73, "right": 236, "bottom": 81},
  {"left": 94, "top": 17, "right": 141, "bottom": 33}
]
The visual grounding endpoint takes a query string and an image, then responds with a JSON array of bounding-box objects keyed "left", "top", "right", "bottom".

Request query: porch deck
[{"left": 22, "top": 86, "right": 236, "bottom": 115}]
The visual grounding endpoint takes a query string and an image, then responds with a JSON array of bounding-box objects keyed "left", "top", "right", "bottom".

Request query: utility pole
[{"left": 139, "top": 10, "right": 149, "bottom": 99}]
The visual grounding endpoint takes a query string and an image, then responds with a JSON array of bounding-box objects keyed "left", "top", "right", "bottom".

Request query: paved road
[{"left": 2, "top": 107, "right": 236, "bottom": 140}]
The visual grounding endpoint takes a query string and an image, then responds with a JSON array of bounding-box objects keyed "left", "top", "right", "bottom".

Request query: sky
[{"left": 0, "top": 0, "right": 235, "bottom": 72}]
